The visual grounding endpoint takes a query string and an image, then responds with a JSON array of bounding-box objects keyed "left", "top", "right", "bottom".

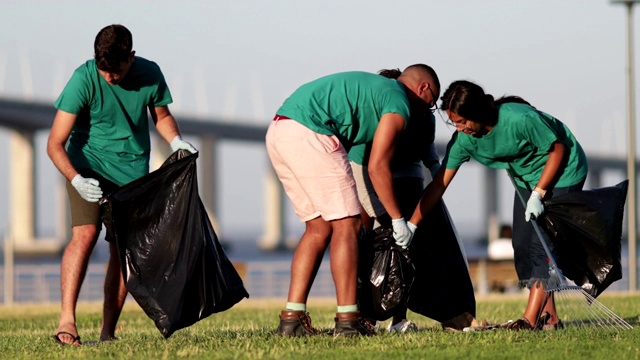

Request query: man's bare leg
[
  {"left": 287, "top": 217, "right": 332, "bottom": 304},
  {"left": 329, "top": 216, "right": 361, "bottom": 306},
  {"left": 54, "top": 224, "right": 99, "bottom": 345},
  {"left": 100, "top": 241, "right": 127, "bottom": 341}
]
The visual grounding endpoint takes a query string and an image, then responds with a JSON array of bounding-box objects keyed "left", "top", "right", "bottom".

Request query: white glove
[
  {"left": 170, "top": 135, "right": 197, "bottom": 154},
  {"left": 525, "top": 191, "right": 544, "bottom": 222},
  {"left": 71, "top": 174, "right": 103, "bottom": 202},
  {"left": 392, "top": 218, "right": 417, "bottom": 249}
]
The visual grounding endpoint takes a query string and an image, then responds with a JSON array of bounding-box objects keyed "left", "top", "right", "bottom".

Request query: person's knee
[
  {"left": 329, "top": 216, "right": 361, "bottom": 242},
  {"left": 305, "top": 218, "right": 333, "bottom": 240},
  {"left": 331, "top": 216, "right": 361, "bottom": 231}
]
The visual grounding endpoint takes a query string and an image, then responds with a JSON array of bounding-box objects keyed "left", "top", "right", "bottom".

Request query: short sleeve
[
  {"left": 149, "top": 62, "right": 173, "bottom": 107},
  {"left": 54, "top": 68, "right": 91, "bottom": 114},
  {"left": 442, "top": 132, "right": 471, "bottom": 170}
]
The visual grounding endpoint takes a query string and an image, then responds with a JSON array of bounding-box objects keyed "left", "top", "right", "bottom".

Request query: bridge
[
  {"left": 0, "top": 97, "right": 634, "bottom": 257},
  {"left": 0, "top": 97, "right": 280, "bottom": 255}
]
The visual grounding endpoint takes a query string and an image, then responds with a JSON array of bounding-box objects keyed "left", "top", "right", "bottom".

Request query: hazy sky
[{"left": 0, "top": 0, "right": 635, "bottom": 243}]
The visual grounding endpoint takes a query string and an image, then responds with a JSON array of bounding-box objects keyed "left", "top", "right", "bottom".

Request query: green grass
[{"left": 1, "top": 293, "right": 640, "bottom": 359}]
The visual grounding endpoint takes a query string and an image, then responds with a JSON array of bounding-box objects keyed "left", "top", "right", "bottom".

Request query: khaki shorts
[
  {"left": 265, "top": 118, "right": 361, "bottom": 222},
  {"left": 350, "top": 161, "right": 387, "bottom": 218},
  {"left": 66, "top": 169, "right": 119, "bottom": 235}
]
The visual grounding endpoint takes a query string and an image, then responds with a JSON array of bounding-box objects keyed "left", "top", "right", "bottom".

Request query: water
[{"left": 1, "top": 233, "right": 638, "bottom": 303}]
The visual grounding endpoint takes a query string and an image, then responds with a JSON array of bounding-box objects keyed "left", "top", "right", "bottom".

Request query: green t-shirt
[
  {"left": 442, "top": 102, "right": 588, "bottom": 188},
  {"left": 276, "top": 71, "right": 411, "bottom": 151},
  {"left": 55, "top": 57, "right": 172, "bottom": 186}
]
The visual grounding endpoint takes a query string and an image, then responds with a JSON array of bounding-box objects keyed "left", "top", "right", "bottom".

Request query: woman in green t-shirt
[{"left": 409, "top": 80, "right": 588, "bottom": 331}]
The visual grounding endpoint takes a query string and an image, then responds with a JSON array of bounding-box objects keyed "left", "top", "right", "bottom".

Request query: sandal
[
  {"left": 53, "top": 331, "right": 82, "bottom": 346},
  {"left": 537, "top": 312, "right": 564, "bottom": 331},
  {"left": 505, "top": 317, "right": 535, "bottom": 330},
  {"left": 542, "top": 320, "right": 564, "bottom": 331}
]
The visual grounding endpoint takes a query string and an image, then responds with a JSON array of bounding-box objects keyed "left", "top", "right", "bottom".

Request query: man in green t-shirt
[
  {"left": 349, "top": 68, "right": 441, "bottom": 334},
  {"left": 266, "top": 64, "right": 440, "bottom": 337},
  {"left": 47, "top": 24, "right": 196, "bottom": 346}
]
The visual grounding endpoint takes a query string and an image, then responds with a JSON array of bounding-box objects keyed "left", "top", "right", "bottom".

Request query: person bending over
[
  {"left": 266, "top": 64, "right": 439, "bottom": 336},
  {"left": 409, "top": 79, "right": 587, "bottom": 331},
  {"left": 349, "top": 67, "right": 440, "bottom": 333}
]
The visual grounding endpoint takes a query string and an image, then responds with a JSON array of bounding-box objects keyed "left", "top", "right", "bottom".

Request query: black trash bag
[
  {"left": 357, "top": 227, "right": 415, "bottom": 321},
  {"left": 539, "top": 180, "right": 628, "bottom": 298},
  {"left": 101, "top": 150, "right": 249, "bottom": 338},
  {"left": 407, "top": 200, "right": 476, "bottom": 323}
]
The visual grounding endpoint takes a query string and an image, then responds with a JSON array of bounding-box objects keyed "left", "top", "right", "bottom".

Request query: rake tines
[
  {"left": 548, "top": 284, "right": 632, "bottom": 331},
  {"left": 507, "top": 171, "right": 632, "bottom": 331}
]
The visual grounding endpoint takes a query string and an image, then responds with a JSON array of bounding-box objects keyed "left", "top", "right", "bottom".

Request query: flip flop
[{"left": 53, "top": 331, "right": 82, "bottom": 346}]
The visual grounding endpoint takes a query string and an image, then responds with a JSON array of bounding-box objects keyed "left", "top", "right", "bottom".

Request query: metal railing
[
  {"left": 0, "top": 257, "right": 632, "bottom": 304},
  {"left": 0, "top": 261, "right": 336, "bottom": 304}
]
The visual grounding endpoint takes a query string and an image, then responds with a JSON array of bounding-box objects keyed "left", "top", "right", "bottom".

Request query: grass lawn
[{"left": 0, "top": 293, "right": 639, "bottom": 359}]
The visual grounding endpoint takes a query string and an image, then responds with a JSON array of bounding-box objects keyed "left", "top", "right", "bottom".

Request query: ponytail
[{"left": 495, "top": 95, "right": 532, "bottom": 107}]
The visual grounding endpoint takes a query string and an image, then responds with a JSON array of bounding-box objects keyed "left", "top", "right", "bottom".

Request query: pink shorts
[{"left": 265, "top": 117, "right": 361, "bottom": 222}]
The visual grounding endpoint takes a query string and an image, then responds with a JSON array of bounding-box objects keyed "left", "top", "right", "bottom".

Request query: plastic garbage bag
[
  {"left": 101, "top": 150, "right": 249, "bottom": 338},
  {"left": 407, "top": 200, "right": 477, "bottom": 323},
  {"left": 539, "top": 180, "right": 628, "bottom": 298},
  {"left": 358, "top": 227, "right": 415, "bottom": 321}
]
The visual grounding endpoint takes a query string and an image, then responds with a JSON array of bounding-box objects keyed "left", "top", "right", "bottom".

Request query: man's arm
[
  {"left": 367, "top": 112, "right": 404, "bottom": 220},
  {"left": 47, "top": 110, "right": 79, "bottom": 181},
  {"left": 47, "top": 109, "right": 103, "bottom": 202},
  {"left": 151, "top": 105, "right": 197, "bottom": 153},
  {"left": 150, "top": 105, "right": 180, "bottom": 142}
]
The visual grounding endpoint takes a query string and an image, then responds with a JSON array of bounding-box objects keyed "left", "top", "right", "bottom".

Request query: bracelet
[{"left": 533, "top": 186, "right": 547, "bottom": 198}]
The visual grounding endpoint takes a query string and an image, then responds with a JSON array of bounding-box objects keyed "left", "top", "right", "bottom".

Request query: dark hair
[
  {"left": 440, "top": 80, "right": 531, "bottom": 127},
  {"left": 94, "top": 24, "right": 133, "bottom": 72},
  {"left": 402, "top": 64, "right": 440, "bottom": 90},
  {"left": 378, "top": 68, "right": 402, "bottom": 79}
]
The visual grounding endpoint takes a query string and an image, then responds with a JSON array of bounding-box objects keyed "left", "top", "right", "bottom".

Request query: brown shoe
[
  {"left": 334, "top": 311, "right": 377, "bottom": 337},
  {"left": 277, "top": 310, "right": 319, "bottom": 337}
]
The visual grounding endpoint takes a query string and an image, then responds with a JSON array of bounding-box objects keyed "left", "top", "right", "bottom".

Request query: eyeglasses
[
  {"left": 432, "top": 107, "right": 458, "bottom": 131},
  {"left": 436, "top": 109, "right": 454, "bottom": 130},
  {"left": 427, "top": 86, "right": 438, "bottom": 113},
  {"left": 440, "top": 112, "right": 475, "bottom": 133}
]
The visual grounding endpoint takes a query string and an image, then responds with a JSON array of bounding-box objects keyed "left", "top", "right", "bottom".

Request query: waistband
[{"left": 273, "top": 115, "right": 291, "bottom": 121}]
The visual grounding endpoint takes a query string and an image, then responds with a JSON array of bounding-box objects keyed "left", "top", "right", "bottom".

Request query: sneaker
[
  {"left": 334, "top": 311, "right": 377, "bottom": 337},
  {"left": 277, "top": 310, "right": 319, "bottom": 337},
  {"left": 372, "top": 321, "right": 381, "bottom": 332},
  {"left": 387, "top": 319, "right": 418, "bottom": 333}
]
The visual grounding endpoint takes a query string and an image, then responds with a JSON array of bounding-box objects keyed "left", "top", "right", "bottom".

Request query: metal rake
[{"left": 507, "top": 171, "right": 632, "bottom": 331}]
